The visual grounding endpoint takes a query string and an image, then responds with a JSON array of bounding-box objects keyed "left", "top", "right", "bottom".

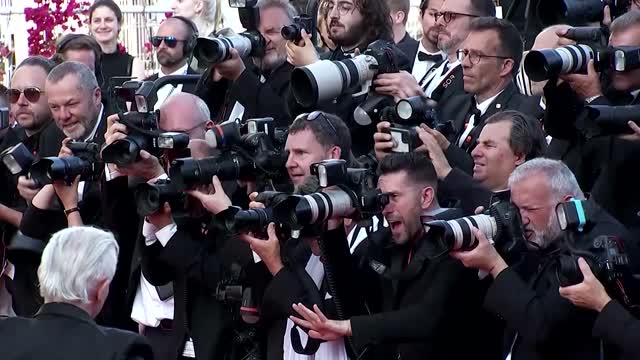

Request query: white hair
[
  {"left": 508, "top": 158, "right": 585, "bottom": 201},
  {"left": 38, "top": 227, "right": 119, "bottom": 304},
  {"left": 257, "top": 0, "right": 299, "bottom": 22}
]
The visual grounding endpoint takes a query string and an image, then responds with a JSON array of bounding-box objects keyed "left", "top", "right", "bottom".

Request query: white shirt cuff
[
  {"left": 105, "top": 164, "right": 123, "bottom": 181},
  {"left": 155, "top": 222, "right": 178, "bottom": 247}
]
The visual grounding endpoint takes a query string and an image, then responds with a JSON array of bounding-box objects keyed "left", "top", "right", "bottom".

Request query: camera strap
[{"left": 290, "top": 263, "right": 326, "bottom": 355}]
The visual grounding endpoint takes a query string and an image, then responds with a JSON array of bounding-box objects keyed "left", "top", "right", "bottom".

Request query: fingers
[
  {"left": 289, "top": 314, "right": 313, "bottom": 329},
  {"left": 106, "top": 113, "right": 120, "bottom": 128},
  {"left": 628, "top": 121, "right": 640, "bottom": 136},
  {"left": 293, "top": 303, "right": 320, "bottom": 323},
  {"left": 211, "top": 175, "right": 223, "bottom": 192},
  {"left": 249, "top": 191, "right": 258, "bottom": 201},
  {"left": 313, "top": 304, "right": 328, "bottom": 322},
  {"left": 577, "top": 257, "right": 595, "bottom": 279},
  {"left": 186, "top": 189, "right": 205, "bottom": 202},
  {"left": 267, "top": 222, "right": 277, "bottom": 239},
  {"left": 474, "top": 206, "right": 485, "bottom": 215},
  {"left": 376, "top": 121, "right": 391, "bottom": 132},
  {"left": 587, "top": 59, "right": 597, "bottom": 75}
]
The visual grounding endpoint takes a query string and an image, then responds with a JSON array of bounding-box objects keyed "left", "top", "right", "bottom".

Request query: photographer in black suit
[
  {"left": 0, "top": 226, "right": 153, "bottom": 360},
  {"left": 286, "top": 0, "right": 395, "bottom": 155},
  {"left": 290, "top": 153, "right": 480, "bottom": 360},
  {"left": 387, "top": 0, "right": 419, "bottom": 62},
  {"left": 197, "top": 0, "right": 297, "bottom": 127},
  {"left": 452, "top": 158, "right": 638, "bottom": 360},
  {"left": 560, "top": 258, "right": 640, "bottom": 359},
  {"left": 544, "top": 10, "right": 640, "bottom": 237}
]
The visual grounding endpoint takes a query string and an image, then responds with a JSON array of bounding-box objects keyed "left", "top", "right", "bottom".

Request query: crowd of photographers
[{"left": 2, "top": 0, "right": 640, "bottom": 359}]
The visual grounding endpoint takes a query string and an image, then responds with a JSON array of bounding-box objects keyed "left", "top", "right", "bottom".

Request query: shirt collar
[
  {"left": 417, "top": 41, "right": 441, "bottom": 57},
  {"left": 159, "top": 63, "right": 189, "bottom": 78},
  {"left": 83, "top": 104, "right": 104, "bottom": 143},
  {"left": 3, "top": 261, "right": 14, "bottom": 280},
  {"left": 474, "top": 88, "right": 505, "bottom": 115}
]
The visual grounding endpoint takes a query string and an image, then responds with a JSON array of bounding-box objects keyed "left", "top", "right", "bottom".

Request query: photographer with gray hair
[
  {"left": 0, "top": 226, "right": 153, "bottom": 360},
  {"left": 452, "top": 158, "right": 640, "bottom": 360}
]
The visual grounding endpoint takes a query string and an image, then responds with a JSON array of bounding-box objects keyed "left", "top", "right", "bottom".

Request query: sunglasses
[
  {"left": 6, "top": 87, "right": 45, "bottom": 104},
  {"left": 306, "top": 111, "right": 337, "bottom": 134},
  {"left": 150, "top": 36, "right": 185, "bottom": 48}
]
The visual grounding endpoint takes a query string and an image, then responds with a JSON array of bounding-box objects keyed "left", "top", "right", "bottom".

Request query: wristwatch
[
  {"left": 585, "top": 95, "right": 602, "bottom": 103},
  {"left": 64, "top": 207, "right": 80, "bottom": 216}
]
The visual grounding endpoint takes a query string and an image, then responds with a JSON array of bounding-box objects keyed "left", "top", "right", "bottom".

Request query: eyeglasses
[
  {"left": 150, "top": 36, "right": 186, "bottom": 48},
  {"left": 6, "top": 87, "right": 45, "bottom": 104},
  {"left": 456, "top": 48, "right": 510, "bottom": 65},
  {"left": 434, "top": 11, "right": 478, "bottom": 24},
  {"left": 306, "top": 111, "right": 338, "bottom": 134},
  {"left": 321, "top": 1, "right": 355, "bottom": 16}
]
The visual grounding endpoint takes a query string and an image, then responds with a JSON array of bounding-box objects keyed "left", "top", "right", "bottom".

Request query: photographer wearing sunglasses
[{"left": 147, "top": 16, "right": 201, "bottom": 111}]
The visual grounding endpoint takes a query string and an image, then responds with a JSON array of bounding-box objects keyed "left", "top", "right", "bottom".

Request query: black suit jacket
[
  {"left": 483, "top": 204, "right": 636, "bottom": 360},
  {"left": 593, "top": 300, "right": 640, "bottom": 359},
  {"left": 196, "top": 60, "right": 294, "bottom": 127},
  {"left": 396, "top": 32, "right": 419, "bottom": 72},
  {"left": 421, "top": 60, "right": 465, "bottom": 103},
  {"left": 0, "top": 302, "right": 153, "bottom": 360},
  {"left": 348, "top": 229, "right": 483, "bottom": 360},
  {"left": 439, "top": 81, "right": 544, "bottom": 174}
]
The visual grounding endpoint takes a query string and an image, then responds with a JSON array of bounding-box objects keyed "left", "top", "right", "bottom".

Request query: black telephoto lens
[
  {"left": 30, "top": 156, "right": 93, "bottom": 185},
  {"left": 134, "top": 181, "right": 182, "bottom": 216},
  {"left": 102, "top": 133, "right": 151, "bottom": 167},
  {"left": 227, "top": 208, "right": 273, "bottom": 233},
  {"left": 170, "top": 155, "right": 251, "bottom": 190}
]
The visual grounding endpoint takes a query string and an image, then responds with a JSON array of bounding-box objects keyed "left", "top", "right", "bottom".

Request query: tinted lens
[
  {"left": 163, "top": 37, "right": 178, "bottom": 48},
  {"left": 7, "top": 89, "right": 20, "bottom": 104},
  {"left": 151, "top": 36, "right": 163, "bottom": 47},
  {"left": 23, "top": 88, "right": 42, "bottom": 102}
]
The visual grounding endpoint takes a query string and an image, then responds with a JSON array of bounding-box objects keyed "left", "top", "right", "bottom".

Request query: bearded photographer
[
  {"left": 559, "top": 258, "right": 640, "bottom": 359},
  {"left": 101, "top": 92, "right": 263, "bottom": 360},
  {"left": 285, "top": 0, "right": 396, "bottom": 156},
  {"left": 196, "top": 0, "right": 296, "bottom": 127},
  {"left": 289, "top": 152, "right": 483, "bottom": 360},
  {"left": 542, "top": 10, "right": 640, "bottom": 237},
  {"left": 451, "top": 158, "right": 639, "bottom": 360}
]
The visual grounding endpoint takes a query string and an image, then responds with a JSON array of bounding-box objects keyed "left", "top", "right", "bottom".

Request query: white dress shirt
[
  {"left": 411, "top": 41, "right": 444, "bottom": 83},
  {"left": 153, "top": 63, "right": 189, "bottom": 111},
  {"left": 0, "top": 262, "right": 16, "bottom": 317}
]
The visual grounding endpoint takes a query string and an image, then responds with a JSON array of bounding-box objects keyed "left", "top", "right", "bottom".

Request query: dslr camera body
[
  {"left": 281, "top": 15, "right": 314, "bottom": 43},
  {"left": 30, "top": 141, "right": 102, "bottom": 185}
]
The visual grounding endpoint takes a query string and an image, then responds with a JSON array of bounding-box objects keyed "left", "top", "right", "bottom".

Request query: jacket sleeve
[
  {"left": 439, "top": 167, "right": 493, "bottom": 215},
  {"left": 593, "top": 299, "right": 640, "bottom": 358},
  {"left": 443, "top": 143, "right": 474, "bottom": 175},
  {"left": 350, "top": 256, "right": 471, "bottom": 347},
  {"left": 483, "top": 266, "right": 593, "bottom": 347}
]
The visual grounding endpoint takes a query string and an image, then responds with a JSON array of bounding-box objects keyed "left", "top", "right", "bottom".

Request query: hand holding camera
[
  {"left": 17, "top": 176, "right": 41, "bottom": 203},
  {"left": 415, "top": 127, "right": 452, "bottom": 180},
  {"left": 103, "top": 113, "right": 165, "bottom": 180},
  {"left": 559, "top": 257, "right": 612, "bottom": 312},
  {"left": 239, "top": 223, "right": 283, "bottom": 275},
  {"left": 373, "top": 121, "right": 394, "bottom": 161},
  {"left": 186, "top": 175, "right": 232, "bottom": 215},
  {"left": 450, "top": 226, "right": 508, "bottom": 278},
  {"left": 285, "top": 29, "right": 319, "bottom": 67},
  {"left": 373, "top": 71, "right": 425, "bottom": 101},
  {"left": 52, "top": 174, "right": 80, "bottom": 211},
  {"left": 559, "top": 59, "right": 603, "bottom": 101},
  {"left": 211, "top": 48, "right": 246, "bottom": 82}
]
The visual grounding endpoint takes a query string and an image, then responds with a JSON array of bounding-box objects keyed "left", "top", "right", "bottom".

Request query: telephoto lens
[
  {"left": 426, "top": 214, "right": 498, "bottom": 251},
  {"left": 170, "top": 154, "right": 252, "bottom": 190},
  {"left": 272, "top": 189, "right": 355, "bottom": 228},
  {"left": 524, "top": 44, "right": 595, "bottom": 81},
  {"left": 101, "top": 132, "right": 153, "bottom": 167},
  {"left": 226, "top": 208, "right": 274, "bottom": 233},
  {"left": 194, "top": 35, "right": 254, "bottom": 65},
  {"left": 204, "top": 120, "right": 243, "bottom": 149},
  {"left": 30, "top": 157, "right": 94, "bottom": 185}
]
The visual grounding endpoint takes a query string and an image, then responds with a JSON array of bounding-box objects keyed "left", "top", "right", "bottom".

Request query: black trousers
[{"left": 144, "top": 325, "right": 189, "bottom": 360}]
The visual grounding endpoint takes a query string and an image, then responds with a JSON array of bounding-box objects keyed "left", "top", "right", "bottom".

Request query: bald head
[{"left": 159, "top": 93, "right": 211, "bottom": 139}]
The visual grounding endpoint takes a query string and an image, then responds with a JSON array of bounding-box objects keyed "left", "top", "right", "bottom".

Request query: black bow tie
[{"left": 418, "top": 51, "right": 442, "bottom": 62}]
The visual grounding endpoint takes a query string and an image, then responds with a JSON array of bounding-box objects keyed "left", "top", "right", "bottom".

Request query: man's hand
[
  {"left": 450, "top": 227, "right": 508, "bottom": 278},
  {"left": 212, "top": 48, "right": 246, "bottom": 82},
  {"left": 286, "top": 29, "right": 319, "bottom": 67},
  {"left": 415, "top": 126, "right": 452, "bottom": 179},
  {"left": 17, "top": 176, "right": 40, "bottom": 202},
  {"left": 620, "top": 121, "right": 640, "bottom": 141},
  {"left": 560, "top": 60, "right": 603, "bottom": 101},
  {"left": 553, "top": 26, "right": 579, "bottom": 47},
  {"left": 187, "top": 175, "right": 231, "bottom": 215},
  {"left": 53, "top": 175, "right": 80, "bottom": 210},
  {"left": 559, "top": 257, "right": 612, "bottom": 312},
  {"left": 373, "top": 121, "right": 395, "bottom": 161},
  {"left": 146, "top": 202, "right": 174, "bottom": 230},
  {"left": 373, "top": 71, "right": 425, "bottom": 100},
  {"left": 58, "top": 138, "right": 73, "bottom": 158},
  {"left": 290, "top": 303, "right": 352, "bottom": 341},
  {"left": 239, "top": 223, "right": 283, "bottom": 275},
  {"left": 248, "top": 191, "right": 266, "bottom": 209}
]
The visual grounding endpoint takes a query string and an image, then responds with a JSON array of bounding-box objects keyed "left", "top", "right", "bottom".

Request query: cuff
[
  {"left": 104, "top": 164, "right": 123, "bottom": 181},
  {"left": 155, "top": 222, "right": 178, "bottom": 247}
]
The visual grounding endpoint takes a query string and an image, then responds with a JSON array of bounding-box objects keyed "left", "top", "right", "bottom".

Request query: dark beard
[{"left": 330, "top": 21, "right": 365, "bottom": 49}]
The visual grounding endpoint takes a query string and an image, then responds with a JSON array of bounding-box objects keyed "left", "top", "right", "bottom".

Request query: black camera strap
[{"left": 290, "top": 263, "right": 326, "bottom": 355}]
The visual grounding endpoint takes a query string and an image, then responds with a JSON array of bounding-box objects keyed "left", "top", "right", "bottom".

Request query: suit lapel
[{"left": 481, "top": 82, "right": 517, "bottom": 121}]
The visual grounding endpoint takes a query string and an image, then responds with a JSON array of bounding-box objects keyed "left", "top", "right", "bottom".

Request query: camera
[
  {"left": 281, "top": 15, "right": 314, "bottom": 42},
  {"left": 134, "top": 178, "right": 185, "bottom": 216},
  {"left": 101, "top": 111, "right": 190, "bottom": 167},
  {"left": 170, "top": 153, "right": 253, "bottom": 190},
  {"left": 537, "top": 0, "right": 630, "bottom": 26},
  {"left": 585, "top": 105, "right": 640, "bottom": 135},
  {"left": 1, "top": 143, "right": 34, "bottom": 176},
  {"left": 30, "top": 141, "right": 102, "bottom": 185},
  {"left": 291, "top": 40, "right": 410, "bottom": 107},
  {"left": 224, "top": 191, "right": 290, "bottom": 233},
  {"left": 426, "top": 190, "right": 526, "bottom": 257},
  {"left": 0, "top": 107, "right": 9, "bottom": 130},
  {"left": 272, "top": 159, "right": 387, "bottom": 229},
  {"left": 194, "top": 0, "right": 265, "bottom": 66}
]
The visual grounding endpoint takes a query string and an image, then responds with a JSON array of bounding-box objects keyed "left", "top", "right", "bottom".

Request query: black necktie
[{"left": 418, "top": 51, "right": 442, "bottom": 62}]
